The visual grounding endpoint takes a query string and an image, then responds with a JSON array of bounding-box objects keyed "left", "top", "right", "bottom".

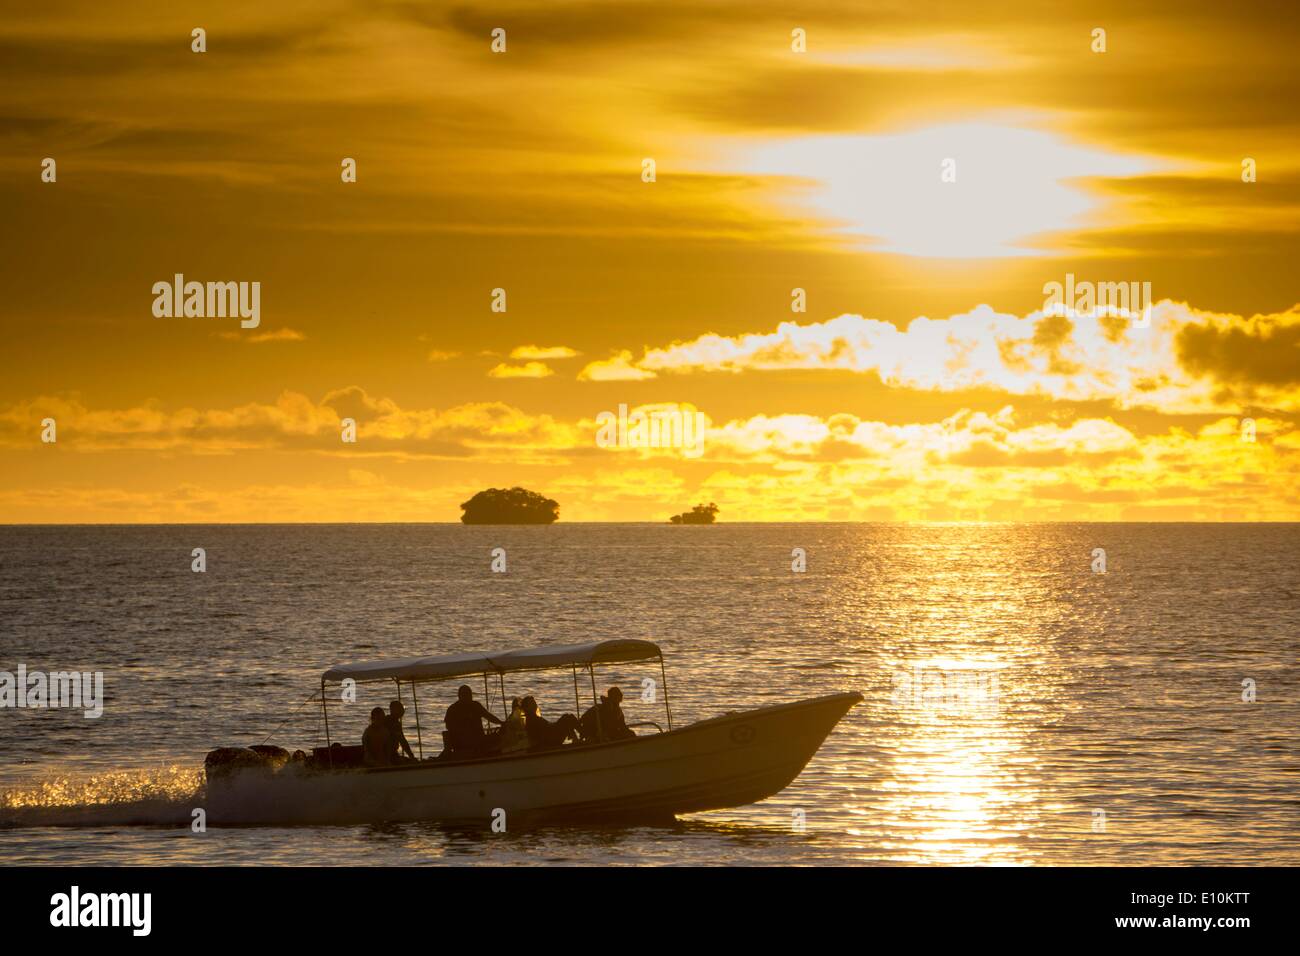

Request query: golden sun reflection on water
[
  {"left": 867, "top": 720, "right": 1039, "bottom": 865},
  {"left": 853, "top": 530, "right": 1062, "bottom": 865}
]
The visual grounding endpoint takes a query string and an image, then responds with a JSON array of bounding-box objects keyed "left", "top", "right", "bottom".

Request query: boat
[{"left": 203, "top": 639, "right": 861, "bottom": 826}]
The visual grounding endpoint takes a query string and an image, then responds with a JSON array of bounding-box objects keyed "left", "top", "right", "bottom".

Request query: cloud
[
  {"left": 218, "top": 328, "right": 305, "bottom": 344},
  {"left": 0, "top": 389, "right": 581, "bottom": 460},
  {"left": 704, "top": 407, "right": 1139, "bottom": 467},
  {"left": 509, "top": 344, "right": 579, "bottom": 360},
  {"left": 320, "top": 385, "right": 399, "bottom": 424},
  {"left": 578, "top": 350, "right": 658, "bottom": 382},
  {"left": 488, "top": 361, "right": 555, "bottom": 379},
  {"left": 602, "top": 301, "right": 1300, "bottom": 413},
  {"left": 2, "top": 388, "right": 1296, "bottom": 520},
  {"left": 1176, "top": 311, "right": 1300, "bottom": 389},
  {"left": 426, "top": 349, "right": 460, "bottom": 362}
]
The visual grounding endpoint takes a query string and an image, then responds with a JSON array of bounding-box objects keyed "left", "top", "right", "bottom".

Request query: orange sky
[{"left": 2, "top": 0, "right": 1298, "bottom": 521}]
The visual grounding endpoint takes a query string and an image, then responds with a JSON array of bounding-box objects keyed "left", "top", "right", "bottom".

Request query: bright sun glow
[{"left": 734, "top": 122, "right": 1159, "bottom": 258}]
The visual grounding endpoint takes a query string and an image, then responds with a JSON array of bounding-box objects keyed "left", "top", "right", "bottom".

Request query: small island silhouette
[
  {"left": 669, "top": 503, "right": 718, "bottom": 524},
  {"left": 460, "top": 487, "right": 559, "bottom": 524}
]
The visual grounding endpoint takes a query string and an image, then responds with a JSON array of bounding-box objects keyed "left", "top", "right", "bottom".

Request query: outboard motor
[{"left": 204, "top": 745, "right": 290, "bottom": 781}]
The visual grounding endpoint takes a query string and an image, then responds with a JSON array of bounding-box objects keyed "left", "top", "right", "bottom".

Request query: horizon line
[{"left": 2, "top": 520, "right": 1298, "bottom": 527}]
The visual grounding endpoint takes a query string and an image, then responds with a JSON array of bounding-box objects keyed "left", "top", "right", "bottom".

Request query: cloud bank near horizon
[{"left": 580, "top": 300, "right": 1300, "bottom": 414}]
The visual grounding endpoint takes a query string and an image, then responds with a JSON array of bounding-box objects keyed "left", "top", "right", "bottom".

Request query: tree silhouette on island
[
  {"left": 460, "top": 487, "right": 559, "bottom": 524},
  {"left": 670, "top": 503, "right": 719, "bottom": 524}
]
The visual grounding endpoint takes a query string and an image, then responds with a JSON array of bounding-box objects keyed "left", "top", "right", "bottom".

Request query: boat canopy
[{"left": 322, "top": 638, "right": 663, "bottom": 684}]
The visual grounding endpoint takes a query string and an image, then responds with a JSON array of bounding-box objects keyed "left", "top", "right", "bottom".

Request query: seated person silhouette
[
  {"left": 521, "top": 695, "right": 583, "bottom": 751},
  {"left": 444, "top": 684, "right": 503, "bottom": 756},
  {"left": 499, "top": 697, "right": 530, "bottom": 755},
  {"left": 580, "top": 686, "right": 637, "bottom": 743},
  {"left": 386, "top": 699, "right": 416, "bottom": 762},
  {"left": 362, "top": 707, "right": 393, "bottom": 767}
]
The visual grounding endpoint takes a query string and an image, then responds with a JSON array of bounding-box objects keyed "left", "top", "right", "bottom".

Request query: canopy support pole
[
  {"left": 572, "top": 665, "right": 580, "bottom": 713},
  {"left": 411, "top": 679, "right": 423, "bottom": 760},
  {"left": 321, "top": 678, "right": 332, "bottom": 767},
  {"left": 498, "top": 672, "right": 506, "bottom": 715},
  {"left": 589, "top": 665, "right": 602, "bottom": 740},
  {"left": 660, "top": 655, "right": 673, "bottom": 731}
]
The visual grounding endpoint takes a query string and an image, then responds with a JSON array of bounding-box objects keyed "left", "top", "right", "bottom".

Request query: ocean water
[{"left": 1, "top": 523, "right": 1297, "bottom": 866}]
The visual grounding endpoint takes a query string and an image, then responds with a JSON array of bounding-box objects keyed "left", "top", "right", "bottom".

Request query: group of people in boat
[{"left": 361, "top": 683, "right": 636, "bottom": 767}]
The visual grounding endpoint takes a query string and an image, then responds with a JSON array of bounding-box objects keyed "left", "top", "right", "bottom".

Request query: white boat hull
[{"left": 205, "top": 692, "right": 861, "bottom": 825}]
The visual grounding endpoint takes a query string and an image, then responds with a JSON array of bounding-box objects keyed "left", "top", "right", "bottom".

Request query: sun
[{"left": 731, "top": 121, "right": 1161, "bottom": 258}]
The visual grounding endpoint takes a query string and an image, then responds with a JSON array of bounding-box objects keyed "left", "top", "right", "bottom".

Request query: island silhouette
[
  {"left": 460, "top": 487, "right": 559, "bottom": 524},
  {"left": 669, "top": 503, "right": 718, "bottom": 524}
]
